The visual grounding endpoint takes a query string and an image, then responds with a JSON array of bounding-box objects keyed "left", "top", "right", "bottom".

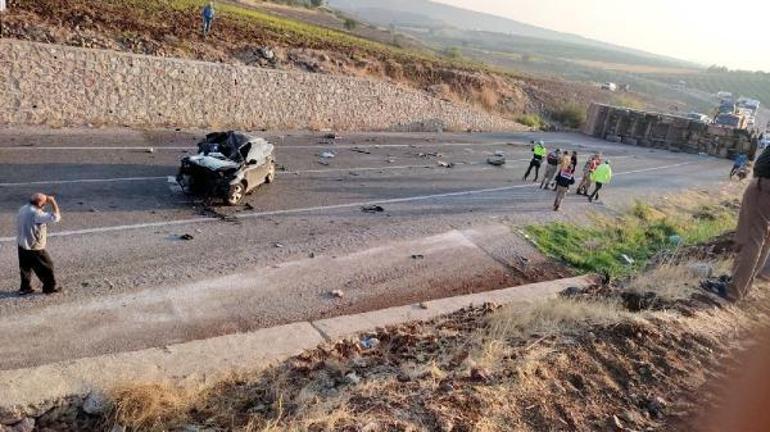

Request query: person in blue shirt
[
  {"left": 202, "top": 2, "right": 215, "bottom": 37},
  {"left": 730, "top": 153, "right": 749, "bottom": 179}
]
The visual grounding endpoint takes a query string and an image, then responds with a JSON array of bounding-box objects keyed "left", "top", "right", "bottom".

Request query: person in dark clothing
[
  {"left": 705, "top": 146, "right": 770, "bottom": 302},
  {"left": 16, "top": 193, "right": 62, "bottom": 295},
  {"left": 570, "top": 151, "right": 578, "bottom": 173},
  {"left": 523, "top": 141, "right": 547, "bottom": 182},
  {"left": 553, "top": 169, "right": 575, "bottom": 211},
  {"left": 540, "top": 148, "right": 561, "bottom": 189}
]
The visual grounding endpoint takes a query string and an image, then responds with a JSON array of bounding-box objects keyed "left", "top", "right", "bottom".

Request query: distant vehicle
[
  {"left": 177, "top": 132, "right": 276, "bottom": 205},
  {"left": 716, "top": 91, "right": 733, "bottom": 100},
  {"left": 601, "top": 82, "right": 617, "bottom": 92},
  {"left": 686, "top": 112, "right": 711, "bottom": 124}
]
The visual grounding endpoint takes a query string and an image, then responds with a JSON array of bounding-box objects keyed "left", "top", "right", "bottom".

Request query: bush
[
  {"left": 343, "top": 18, "right": 357, "bottom": 31},
  {"left": 443, "top": 47, "right": 462, "bottom": 59},
  {"left": 517, "top": 114, "right": 544, "bottom": 129},
  {"left": 551, "top": 103, "right": 587, "bottom": 129}
]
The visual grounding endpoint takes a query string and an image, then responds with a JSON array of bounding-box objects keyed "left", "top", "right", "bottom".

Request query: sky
[{"left": 433, "top": 0, "right": 770, "bottom": 72}]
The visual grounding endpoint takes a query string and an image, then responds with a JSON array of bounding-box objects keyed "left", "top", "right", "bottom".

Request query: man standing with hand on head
[{"left": 17, "top": 193, "right": 62, "bottom": 295}]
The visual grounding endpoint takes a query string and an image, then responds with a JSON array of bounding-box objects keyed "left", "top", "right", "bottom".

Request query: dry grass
[
  {"left": 628, "top": 259, "right": 733, "bottom": 301},
  {"left": 110, "top": 382, "right": 196, "bottom": 431}
]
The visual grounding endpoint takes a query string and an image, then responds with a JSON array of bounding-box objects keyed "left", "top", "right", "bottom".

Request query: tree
[{"left": 309, "top": 0, "right": 324, "bottom": 8}]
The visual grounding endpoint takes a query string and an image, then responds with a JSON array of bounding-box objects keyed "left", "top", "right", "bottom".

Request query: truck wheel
[
  {"left": 265, "top": 164, "right": 276, "bottom": 184},
  {"left": 226, "top": 183, "right": 245, "bottom": 206}
]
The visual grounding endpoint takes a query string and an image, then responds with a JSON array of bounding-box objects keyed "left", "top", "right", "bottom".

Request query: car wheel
[
  {"left": 177, "top": 174, "right": 193, "bottom": 194},
  {"left": 265, "top": 164, "right": 276, "bottom": 184},
  {"left": 226, "top": 183, "right": 245, "bottom": 206}
]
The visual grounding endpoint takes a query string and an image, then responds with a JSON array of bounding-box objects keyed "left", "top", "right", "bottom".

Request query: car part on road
[
  {"left": 487, "top": 156, "right": 506, "bottom": 166},
  {"left": 177, "top": 131, "right": 275, "bottom": 206},
  {"left": 362, "top": 205, "right": 385, "bottom": 213}
]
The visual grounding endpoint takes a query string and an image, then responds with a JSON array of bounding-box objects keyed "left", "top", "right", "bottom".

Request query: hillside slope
[{"left": 1, "top": 0, "right": 666, "bottom": 125}]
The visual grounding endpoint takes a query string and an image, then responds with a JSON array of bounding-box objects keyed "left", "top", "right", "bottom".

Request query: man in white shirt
[{"left": 17, "top": 193, "right": 62, "bottom": 295}]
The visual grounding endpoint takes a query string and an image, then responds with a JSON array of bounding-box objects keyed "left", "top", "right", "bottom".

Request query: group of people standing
[{"left": 523, "top": 141, "right": 612, "bottom": 211}]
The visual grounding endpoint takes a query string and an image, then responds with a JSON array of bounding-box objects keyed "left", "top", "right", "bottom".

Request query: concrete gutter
[{"left": 0, "top": 275, "right": 596, "bottom": 409}]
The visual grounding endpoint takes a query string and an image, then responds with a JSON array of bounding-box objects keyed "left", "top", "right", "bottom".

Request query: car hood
[{"left": 187, "top": 154, "right": 240, "bottom": 171}]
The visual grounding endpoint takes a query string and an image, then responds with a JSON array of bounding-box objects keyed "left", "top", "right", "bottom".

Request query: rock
[
  {"left": 10, "top": 418, "right": 34, "bottom": 432},
  {"left": 0, "top": 408, "right": 24, "bottom": 426},
  {"left": 646, "top": 396, "right": 667, "bottom": 418},
  {"left": 331, "top": 290, "right": 344, "bottom": 298},
  {"left": 345, "top": 372, "right": 361, "bottom": 385},
  {"left": 418, "top": 302, "right": 428, "bottom": 310},
  {"left": 258, "top": 46, "right": 275, "bottom": 60},
  {"left": 612, "top": 415, "right": 624, "bottom": 430},
  {"left": 361, "top": 422, "right": 378, "bottom": 432},
  {"left": 323, "top": 133, "right": 339, "bottom": 140},
  {"left": 687, "top": 262, "right": 713, "bottom": 278},
  {"left": 82, "top": 391, "right": 109, "bottom": 415},
  {"left": 470, "top": 367, "right": 490, "bottom": 382}
]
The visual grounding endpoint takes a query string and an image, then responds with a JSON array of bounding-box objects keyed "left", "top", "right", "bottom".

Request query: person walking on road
[
  {"left": 201, "top": 2, "right": 215, "bottom": 37},
  {"left": 17, "top": 193, "right": 62, "bottom": 295},
  {"left": 553, "top": 169, "right": 575, "bottom": 211},
  {"left": 588, "top": 160, "right": 612, "bottom": 203},
  {"left": 540, "top": 148, "right": 560, "bottom": 189},
  {"left": 577, "top": 153, "right": 601, "bottom": 195},
  {"left": 523, "top": 140, "right": 547, "bottom": 182}
]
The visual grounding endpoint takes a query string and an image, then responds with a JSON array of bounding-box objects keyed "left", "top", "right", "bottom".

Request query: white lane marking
[
  {"left": 0, "top": 176, "right": 168, "bottom": 187},
  {"left": 0, "top": 159, "right": 538, "bottom": 188},
  {"left": 0, "top": 160, "right": 697, "bottom": 243}
]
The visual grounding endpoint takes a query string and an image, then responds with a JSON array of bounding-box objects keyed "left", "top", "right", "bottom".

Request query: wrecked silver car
[{"left": 177, "top": 131, "right": 275, "bottom": 205}]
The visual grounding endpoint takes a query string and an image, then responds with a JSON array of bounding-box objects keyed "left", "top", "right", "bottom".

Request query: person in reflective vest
[
  {"left": 588, "top": 160, "right": 612, "bottom": 203},
  {"left": 523, "top": 141, "right": 547, "bottom": 182}
]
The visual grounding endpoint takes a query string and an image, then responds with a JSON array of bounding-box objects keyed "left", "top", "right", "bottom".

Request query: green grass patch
[
  {"left": 525, "top": 199, "right": 737, "bottom": 279},
  {"left": 516, "top": 114, "right": 545, "bottom": 129}
]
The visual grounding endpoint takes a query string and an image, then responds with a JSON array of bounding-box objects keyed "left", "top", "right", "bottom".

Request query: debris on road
[
  {"left": 179, "top": 234, "right": 194, "bottom": 241},
  {"left": 361, "top": 204, "right": 385, "bottom": 213},
  {"left": 360, "top": 336, "right": 380, "bottom": 349},
  {"left": 273, "top": 242, "right": 284, "bottom": 248},
  {"left": 411, "top": 254, "right": 425, "bottom": 260},
  {"left": 331, "top": 289, "right": 345, "bottom": 298},
  {"left": 351, "top": 147, "right": 371, "bottom": 155},
  {"left": 323, "top": 133, "right": 339, "bottom": 140},
  {"left": 437, "top": 161, "right": 455, "bottom": 168},
  {"left": 146, "top": 147, "right": 155, "bottom": 154},
  {"left": 318, "top": 160, "right": 330, "bottom": 166},
  {"left": 320, "top": 151, "right": 336, "bottom": 159},
  {"left": 487, "top": 156, "right": 506, "bottom": 166}
]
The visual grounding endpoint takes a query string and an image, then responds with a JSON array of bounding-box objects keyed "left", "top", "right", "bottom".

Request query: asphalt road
[{"left": 0, "top": 128, "right": 732, "bottom": 370}]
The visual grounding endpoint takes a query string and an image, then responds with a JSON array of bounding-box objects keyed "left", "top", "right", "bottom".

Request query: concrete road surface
[{"left": 0, "top": 128, "right": 732, "bottom": 370}]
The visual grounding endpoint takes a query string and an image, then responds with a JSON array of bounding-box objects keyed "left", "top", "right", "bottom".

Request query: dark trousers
[
  {"left": 18, "top": 247, "right": 57, "bottom": 292},
  {"left": 524, "top": 160, "right": 541, "bottom": 181},
  {"left": 589, "top": 182, "right": 604, "bottom": 201}
]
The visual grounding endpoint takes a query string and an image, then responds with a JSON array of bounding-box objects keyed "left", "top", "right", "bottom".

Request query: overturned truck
[{"left": 177, "top": 131, "right": 275, "bottom": 205}]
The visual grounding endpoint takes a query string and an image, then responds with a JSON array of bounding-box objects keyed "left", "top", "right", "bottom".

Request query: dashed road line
[{"left": 0, "top": 161, "right": 696, "bottom": 243}]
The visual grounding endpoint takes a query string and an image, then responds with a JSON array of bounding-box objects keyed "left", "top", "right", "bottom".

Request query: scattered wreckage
[{"left": 177, "top": 131, "right": 275, "bottom": 205}]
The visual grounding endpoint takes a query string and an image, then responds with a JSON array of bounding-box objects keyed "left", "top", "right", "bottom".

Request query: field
[{"left": 650, "top": 71, "right": 770, "bottom": 107}]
